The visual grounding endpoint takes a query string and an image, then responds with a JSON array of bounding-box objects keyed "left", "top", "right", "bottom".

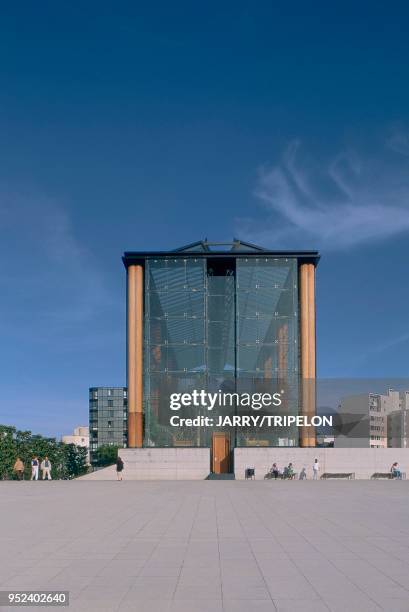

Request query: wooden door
[{"left": 212, "top": 432, "right": 230, "bottom": 473}]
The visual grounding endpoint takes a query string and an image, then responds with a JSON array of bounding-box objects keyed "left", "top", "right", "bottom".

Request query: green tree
[
  {"left": 0, "top": 424, "right": 90, "bottom": 480},
  {"left": 0, "top": 425, "right": 17, "bottom": 479},
  {"left": 61, "top": 444, "right": 88, "bottom": 479},
  {"left": 15, "top": 429, "right": 32, "bottom": 478},
  {"left": 92, "top": 444, "right": 120, "bottom": 467}
]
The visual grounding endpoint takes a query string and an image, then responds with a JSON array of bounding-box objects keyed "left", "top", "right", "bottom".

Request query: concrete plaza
[{"left": 0, "top": 481, "right": 409, "bottom": 612}]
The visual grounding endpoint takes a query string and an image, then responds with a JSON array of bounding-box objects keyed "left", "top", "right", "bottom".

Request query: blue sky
[{"left": 1, "top": 2, "right": 409, "bottom": 436}]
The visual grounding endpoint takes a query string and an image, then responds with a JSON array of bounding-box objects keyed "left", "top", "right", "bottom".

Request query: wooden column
[
  {"left": 127, "top": 264, "right": 143, "bottom": 448},
  {"left": 300, "top": 262, "right": 316, "bottom": 447}
]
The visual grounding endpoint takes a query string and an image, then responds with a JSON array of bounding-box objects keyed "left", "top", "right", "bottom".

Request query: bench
[
  {"left": 371, "top": 472, "right": 406, "bottom": 480},
  {"left": 264, "top": 471, "right": 282, "bottom": 480},
  {"left": 321, "top": 473, "right": 355, "bottom": 480}
]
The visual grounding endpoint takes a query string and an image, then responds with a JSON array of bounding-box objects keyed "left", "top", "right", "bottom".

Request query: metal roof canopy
[{"left": 123, "top": 238, "right": 320, "bottom": 267}]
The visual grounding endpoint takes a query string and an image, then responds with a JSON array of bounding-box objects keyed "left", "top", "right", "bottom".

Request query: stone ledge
[{"left": 117, "top": 448, "right": 211, "bottom": 480}]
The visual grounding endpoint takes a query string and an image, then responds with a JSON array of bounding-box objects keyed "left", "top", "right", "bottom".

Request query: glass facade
[
  {"left": 143, "top": 258, "right": 206, "bottom": 447},
  {"left": 143, "top": 256, "right": 299, "bottom": 447},
  {"left": 235, "top": 258, "right": 299, "bottom": 446}
]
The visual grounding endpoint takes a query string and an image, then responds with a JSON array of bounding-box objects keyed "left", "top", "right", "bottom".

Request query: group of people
[
  {"left": 268, "top": 458, "right": 320, "bottom": 480},
  {"left": 268, "top": 461, "right": 297, "bottom": 479},
  {"left": 13, "top": 456, "right": 52, "bottom": 480},
  {"left": 268, "top": 459, "right": 404, "bottom": 480},
  {"left": 13, "top": 455, "right": 123, "bottom": 481}
]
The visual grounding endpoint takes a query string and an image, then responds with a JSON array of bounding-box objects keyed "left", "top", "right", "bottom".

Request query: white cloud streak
[{"left": 237, "top": 138, "right": 409, "bottom": 250}]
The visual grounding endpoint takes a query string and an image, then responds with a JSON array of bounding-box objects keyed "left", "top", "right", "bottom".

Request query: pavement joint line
[
  {"left": 261, "top": 489, "right": 384, "bottom": 609},
  {"left": 1, "top": 481, "right": 409, "bottom": 611},
  {"left": 225, "top": 487, "right": 278, "bottom": 610}
]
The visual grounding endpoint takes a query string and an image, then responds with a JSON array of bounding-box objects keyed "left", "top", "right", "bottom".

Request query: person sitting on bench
[
  {"left": 391, "top": 462, "right": 402, "bottom": 479},
  {"left": 283, "top": 463, "right": 295, "bottom": 479},
  {"left": 270, "top": 463, "right": 280, "bottom": 479}
]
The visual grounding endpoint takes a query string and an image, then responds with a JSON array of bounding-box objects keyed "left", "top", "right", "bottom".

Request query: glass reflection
[{"left": 144, "top": 257, "right": 299, "bottom": 447}]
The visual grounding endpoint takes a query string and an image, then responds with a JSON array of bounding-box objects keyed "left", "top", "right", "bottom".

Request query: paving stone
[{"left": 1, "top": 480, "right": 408, "bottom": 610}]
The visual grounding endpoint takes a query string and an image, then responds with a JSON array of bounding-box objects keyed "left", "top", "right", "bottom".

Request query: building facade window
[
  {"left": 88, "top": 387, "right": 128, "bottom": 463},
  {"left": 143, "top": 256, "right": 299, "bottom": 448}
]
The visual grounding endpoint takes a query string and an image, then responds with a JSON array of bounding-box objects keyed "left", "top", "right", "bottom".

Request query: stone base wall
[
  {"left": 78, "top": 447, "right": 409, "bottom": 481},
  {"left": 118, "top": 448, "right": 210, "bottom": 480},
  {"left": 234, "top": 447, "right": 409, "bottom": 480}
]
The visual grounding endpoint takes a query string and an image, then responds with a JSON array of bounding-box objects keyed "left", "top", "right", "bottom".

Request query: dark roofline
[
  {"left": 123, "top": 249, "right": 320, "bottom": 268},
  {"left": 172, "top": 238, "right": 269, "bottom": 253}
]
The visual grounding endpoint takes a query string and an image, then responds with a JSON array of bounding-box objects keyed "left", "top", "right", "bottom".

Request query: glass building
[
  {"left": 89, "top": 387, "right": 128, "bottom": 463},
  {"left": 123, "top": 240, "right": 319, "bottom": 472}
]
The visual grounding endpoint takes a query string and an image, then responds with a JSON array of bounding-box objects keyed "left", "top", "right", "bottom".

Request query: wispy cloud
[
  {"left": 357, "top": 331, "right": 409, "bottom": 365},
  {"left": 0, "top": 189, "right": 124, "bottom": 435},
  {"left": 387, "top": 128, "right": 409, "bottom": 156},
  {"left": 0, "top": 188, "right": 121, "bottom": 342},
  {"left": 237, "top": 136, "right": 409, "bottom": 250}
]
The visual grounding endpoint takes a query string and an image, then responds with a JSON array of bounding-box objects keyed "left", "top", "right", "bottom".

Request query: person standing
[
  {"left": 116, "top": 456, "right": 124, "bottom": 481},
  {"left": 31, "top": 457, "right": 39, "bottom": 480},
  {"left": 41, "top": 456, "right": 52, "bottom": 480},
  {"left": 13, "top": 458, "right": 24, "bottom": 480},
  {"left": 312, "top": 458, "right": 319, "bottom": 480}
]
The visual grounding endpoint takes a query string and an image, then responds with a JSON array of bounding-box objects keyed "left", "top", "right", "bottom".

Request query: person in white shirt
[
  {"left": 312, "top": 458, "right": 319, "bottom": 480},
  {"left": 41, "top": 457, "right": 52, "bottom": 480},
  {"left": 31, "top": 457, "right": 39, "bottom": 480}
]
